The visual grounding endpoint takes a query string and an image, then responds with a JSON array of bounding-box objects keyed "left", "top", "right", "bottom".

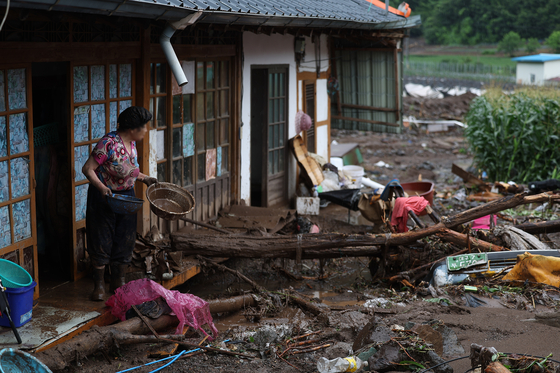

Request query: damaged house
[{"left": 0, "top": 0, "right": 419, "bottom": 346}]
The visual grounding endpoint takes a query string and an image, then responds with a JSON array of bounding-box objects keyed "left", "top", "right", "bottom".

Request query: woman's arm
[{"left": 82, "top": 156, "right": 111, "bottom": 196}]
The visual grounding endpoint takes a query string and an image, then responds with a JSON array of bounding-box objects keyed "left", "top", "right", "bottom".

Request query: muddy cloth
[
  {"left": 503, "top": 252, "right": 560, "bottom": 287},
  {"left": 86, "top": 185, "right": 137, "bottom": 266},
  {"left": 107, "top": 278, "right": 218, "bottom": 338},
  {"left": 391, "top": 196, "right": 429, "bottom": 233}
]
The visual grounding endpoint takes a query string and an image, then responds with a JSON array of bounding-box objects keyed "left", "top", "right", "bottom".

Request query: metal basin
[{"left": 146, "top": 182, "right": 195, "bottom": 221}]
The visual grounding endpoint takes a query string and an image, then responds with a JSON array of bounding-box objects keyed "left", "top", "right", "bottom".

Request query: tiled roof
[{"left": 131, "top": 0, "right": 405, "bottom": 24}]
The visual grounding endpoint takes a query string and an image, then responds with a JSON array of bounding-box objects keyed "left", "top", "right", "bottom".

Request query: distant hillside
[{"left": 392, "top": 0, "right": 560, "bottom": 45}]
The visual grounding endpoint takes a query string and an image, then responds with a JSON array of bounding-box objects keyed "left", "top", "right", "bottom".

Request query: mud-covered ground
[{"left": 54, "top": 123, "right": 560, "bottom": 373}]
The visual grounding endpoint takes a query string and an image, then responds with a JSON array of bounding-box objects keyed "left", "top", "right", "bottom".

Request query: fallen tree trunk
[
  {"left": 439, "top": 228, "right": 508, "bottom": 252},
  {"left": 172, "top": 193, "right": 552, "bottom": 258},
  {"left": 514, "top": 219, "right": 560, "bottom": 234},
  {"left": 34, "top": 315, "right": 179, "bottom": 371},
  {"left": 208, "top": 294, "right": 257, "bottom": 314}
]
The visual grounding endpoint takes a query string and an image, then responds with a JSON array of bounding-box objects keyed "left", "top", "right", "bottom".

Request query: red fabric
[{"left": 391, "top": 196, "right": 429, "bottom": 233}]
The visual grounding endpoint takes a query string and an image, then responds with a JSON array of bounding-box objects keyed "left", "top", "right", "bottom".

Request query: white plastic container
[
  {"left": 341, "top": 165, "right": 364, "bottom": 186},
  {"left": 330, "top": 157, "right": 344, "bottom": 170}
]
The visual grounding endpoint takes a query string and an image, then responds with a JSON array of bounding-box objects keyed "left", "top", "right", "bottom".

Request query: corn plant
[{"left": 465, "top": 92, "right": 560, "bottom": 183}]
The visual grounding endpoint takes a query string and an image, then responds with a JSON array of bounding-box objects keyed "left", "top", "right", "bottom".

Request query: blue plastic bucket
[
  {"left": 0, "top": 282, "right": 36, "bottom": 328},
  {"left": 0, "top": 259, "right": 32, "bottom": 288},
  {"left": 0, "top": 348, "right": 52, "bottom": 373}
]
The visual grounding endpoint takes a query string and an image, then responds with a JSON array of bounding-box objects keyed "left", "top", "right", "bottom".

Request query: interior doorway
[
  {"left": 250, "top": 66, "right": 289, "bottom": 207},
  {"left": 32, "top": 62, "right": 72, "bottom": 282}
]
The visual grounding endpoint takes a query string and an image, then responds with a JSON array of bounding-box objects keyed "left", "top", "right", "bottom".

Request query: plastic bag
[{"left": 106, "top": 278, "right": 218, "bottom": 339}]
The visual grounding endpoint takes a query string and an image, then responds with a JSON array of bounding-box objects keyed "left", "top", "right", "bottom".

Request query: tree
[
  {"left": 547, "top": 31, "right": 560, "bottom": 53},
  {"left": 525, "top": 38, "right": 540, "bottom": 54},
  {"left": 498, "top": 31, "right": 522, "bottom": 56}
]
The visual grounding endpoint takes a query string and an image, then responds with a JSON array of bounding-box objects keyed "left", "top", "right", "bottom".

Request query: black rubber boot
[
  {"left": 91, "top": 267, "right": 106, "bottom": 301},
  {"left": 110, "top": 264, "right": 128, "bottom": 293}
]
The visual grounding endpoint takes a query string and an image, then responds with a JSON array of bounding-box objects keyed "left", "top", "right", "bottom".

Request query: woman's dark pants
[{"left": 86, "top": 186, "right": 137, "bottom": 267}]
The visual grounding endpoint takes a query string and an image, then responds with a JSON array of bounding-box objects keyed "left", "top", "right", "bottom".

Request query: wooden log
[
  {"left": 439, "top": 228, "right": 508, "bottom": 252},
  {"left": 34, "top": 315, "right": 179, "bottom": 371},
  {"left": 514, "top": 219, "right": 560, "bottom": 235},
  {"left": 171, "top": 193, "right": 556, "bottom": 259},
  {"left": 207, "top": 294, "right": 257, "bottom": 314}
]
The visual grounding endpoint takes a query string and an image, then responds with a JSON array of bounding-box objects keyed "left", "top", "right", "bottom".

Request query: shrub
[
  {"left": 498, "top": 31, "right": 522, "bottom": 56},
  {"left": 525, "top": 38, "right": 540, "bottom": 54},
  {"left": 546, "top": 31, "right": 560, "bottom": 53},
  {"left": 465, "top": 91, "right": 560, "bottom": 183}
]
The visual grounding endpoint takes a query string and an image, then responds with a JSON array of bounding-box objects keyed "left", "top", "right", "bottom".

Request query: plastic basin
[
  {"left": 0, "top": 348, "right": 52, "bottom": 373},
  {"left": 400, "top": 181, "right": 434, "bottom": 216},
  {"left": 0, "top": 259, "right": 32, "bottom": 288},
  {"left": 107, "top": 193, "right": 144, "bottom": 215}
]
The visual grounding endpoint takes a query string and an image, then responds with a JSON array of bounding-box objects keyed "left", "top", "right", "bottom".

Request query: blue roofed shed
[{"left": 511, "top": 54, "right": 560, "bottom": 85}]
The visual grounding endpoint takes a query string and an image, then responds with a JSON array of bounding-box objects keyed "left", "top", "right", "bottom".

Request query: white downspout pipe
[{"left": 159, "top": 11, "right": 203, "bottom": 87}]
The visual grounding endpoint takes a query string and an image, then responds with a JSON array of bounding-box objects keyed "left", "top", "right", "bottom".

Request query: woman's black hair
[{"left": 117, "top": 106, "right": 152, "bottom": 131}]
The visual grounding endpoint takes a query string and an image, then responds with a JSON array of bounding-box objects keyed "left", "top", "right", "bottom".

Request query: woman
[{"left": 82, "top": 106, "right": 158, "bottom": 301}]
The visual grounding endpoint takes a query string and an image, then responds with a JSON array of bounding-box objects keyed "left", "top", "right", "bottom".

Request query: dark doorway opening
[{"left": 32, "top": 62, "right": 72, "bottom": 282}]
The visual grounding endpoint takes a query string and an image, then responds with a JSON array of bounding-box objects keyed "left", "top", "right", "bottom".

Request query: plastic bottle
[
  {"left": 317, "top": 356, "right": 368, "bottom": 373},
  {"left": 312, "top": 185, "right": 319, "bottom": 198}
]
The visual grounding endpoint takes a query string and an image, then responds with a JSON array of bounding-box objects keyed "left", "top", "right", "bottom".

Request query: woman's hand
[
  {"left": 98, "top": 185, "right": 112, "bottom": 198},
  {"left": 142, "top": 177, "right": 158, "bottom": 187}
]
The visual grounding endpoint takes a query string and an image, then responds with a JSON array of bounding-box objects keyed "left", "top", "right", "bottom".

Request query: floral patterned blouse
[{"left": 92, "top": 131, "right": 139, "bottom": 191}]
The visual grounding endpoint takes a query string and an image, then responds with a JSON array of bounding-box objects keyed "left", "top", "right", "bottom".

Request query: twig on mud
[
  {"left": 290, "top": 344, "right": 331, "bottom": 355},
  {"left": 276, "top": 352, "right": 300, "bottom": 371},
  {"left": 291, "top": 330, "right": 323, "bottom": 341},
  {"left": 158, "top": 338, "right": 256, "bottom": 359},
  {"left": 391, "top": 337, "right": 416, "bottom": 362}
]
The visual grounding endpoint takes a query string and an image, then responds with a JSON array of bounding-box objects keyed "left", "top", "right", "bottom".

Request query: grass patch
[{"left": 408, "top": 54, "right": 516, "bottom": 67}]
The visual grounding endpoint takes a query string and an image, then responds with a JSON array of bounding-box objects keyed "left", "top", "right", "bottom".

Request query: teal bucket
[
  {"left": 0, "top": 259, "right": 32, "bottom": 288},
  {"left": 0, "top": 349, "right": 52, "bottom": 373}
]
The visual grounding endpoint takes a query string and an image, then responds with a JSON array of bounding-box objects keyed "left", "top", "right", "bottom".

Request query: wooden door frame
[
  {"left": 249, "top": 64, "right": 289, "bottom": 207},
  {"left": 0, "top": 63, "right": 39, "bottom": 297}
]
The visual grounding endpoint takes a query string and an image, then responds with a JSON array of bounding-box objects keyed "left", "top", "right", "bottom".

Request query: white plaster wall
[
  {"left": 316, "top": 78, "right": 329, "bottom": 122},
  {"left": 299, "top": 34, "right": 330, "bottom": 73},
  {"left": 544, "top": 60, "right": 560, "bottom": 80},
  {"left": 241, "top": 32, "right": 298, "bottom": 204},
  {"left": 516, "top": 63, "right": 544, "bottom": 85},
  {"left": 316, "top": 125, "right": 329, "bottom": 160}
]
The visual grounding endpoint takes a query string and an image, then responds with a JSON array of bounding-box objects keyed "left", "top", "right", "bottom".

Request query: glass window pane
[
  {"left": 150, "top": 63, "right": 155, "bottom": 94},
  {"left": 221, "top": 61, "right": 229, "bottom": 87},
  {"left": 91, "top": 104, "right": 105, "bottom": 140},
  {"left": 274, "top": 73, "right": 279, "bottom": 98},
  {"left": 274, "top": 124, "right": 279, "bottom": 148},
  {"left": 197, "top": 153, "right": 205, "bottom": 182},
  {"left": 196, "top": 122, "right": 205, "bottom": 150},
  {"left": 149, "top": 98, "right": 154, "bottom": 128},
  {"left": 268, "top": 125, "right": 273, "bottom": 150},
  {"left": 11, "top": 157, "right": 29, "bottom": 199},
  {"left": 279, "top": 73, "right": 284, "bottom": 96},
  {"left": 221, "top": 146, "right": 228, "bottom": 173},
  {"left": 268, "top": 151, "right": 273, "bottom": 175},
  {"left": 279, "top": 123, "right": 284, "bottom": 147},
  {"left": 0, "top": 70, "right": 5, "bottom": 112},
  {"left": 13, "top": 199, "right": 31, "bottom": 241},
  {"left": 119, "top": 64, "right": 132, "bottom": 97},
  {"left": 268, "top": 99, "right": 273, "bottom": 124},
  {"left": 206, "top": 62, "right": 214, "bottom": 89},
  {"left": 279, "top": 149, "right": 284, "bottom": 172},
  {"left": 279, "top": 98, "right": 284, "bottom": 122},
  {"left": 206, "top": 92, "right": 214, "bottom": 119},
  {"left": 274, "top": 99, "right": 279, "bottom": 123},
  {"left": 172, "top": 95, "right": 181, "bottom": 124},
  {"left": 73, "top": 66, "right": 87, "bottom": 104},
  {"left": 156, "top": 97, "right": 166, "bottom": 128},
  {"left": 156, "top": 63, "right": 166, "bottom": 93},
  {"left": 157, "top": 162, "right": 167, "bottom": 182},
  {"left": 0, "top": 205, "right": 11, "bottom": 249},
  {"left": 156, "top": 129, "right": 166, "bottom": 161},
  {"left": 172, "top": 127, "right": 182, "bottom": 158},
  {"left": 173, "top": 159, "right": 182, "bottom": 185},
  {"left": 90, "top": 65, "right": 105, "bottom": 101},
  {"left": 268, "top": 74, "right": 273, "bottom": 98},
  {"left": 220, "top": 119, "right": 229, "bottom": 145},
  {"left": 220, "top": 90, "right": 229, "bottom": 116},
  {"left": 206, "top": 121, "right": 215, "bottom": 149},
  {"left": 183, "top": 94, "right": 192, "bottom": 123},
  {"left": 196, "top": 92, "right": 204, "bottom": 121},
  {"left": 0, "top": 160, "right": 8, "bottom": 202},
  {"left": 196, "top": 62, "right": 204, "bottom": 91},
  {"left": 183, "top": 156, "right": 193, "bottom": 186},
  {"left": 109, "top": 64, "right": 117, "bottom": 98},
  {"left": 9, "top": 112, "right": 29, "bottom": 154}
]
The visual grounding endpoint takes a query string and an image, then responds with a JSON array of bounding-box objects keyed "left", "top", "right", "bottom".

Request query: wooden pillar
[{"left": 136, "top": 26, "right": 152, "bottom": 236}]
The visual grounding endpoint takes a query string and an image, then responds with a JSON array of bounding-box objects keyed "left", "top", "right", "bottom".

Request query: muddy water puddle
[{"left": 213, "top": 307, "right": 301, "bottom": 332}]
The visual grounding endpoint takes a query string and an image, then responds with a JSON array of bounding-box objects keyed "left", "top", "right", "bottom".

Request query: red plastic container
[
  {"left": 400, "top": 182, "right": 434, "bottom": 216},
  {"left": 0, "top": 281, "right": 36, "bottom": 328}
]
